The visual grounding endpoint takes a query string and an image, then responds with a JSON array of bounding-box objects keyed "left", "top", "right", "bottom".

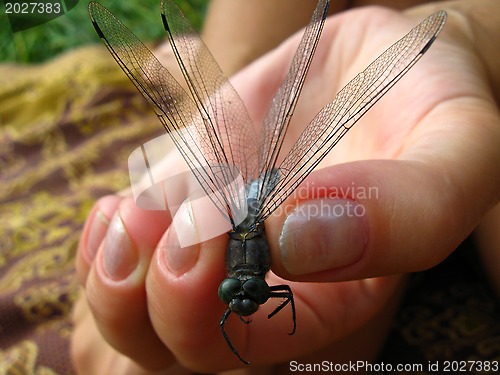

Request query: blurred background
[{"left": 0, "top": 0, "right": 207, "bottom": 63}]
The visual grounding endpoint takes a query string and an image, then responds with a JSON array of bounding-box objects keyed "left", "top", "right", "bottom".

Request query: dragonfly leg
[
  {"left": 220, "top": 308, "right": 250, "bottom": 364},
  {"left": 268, "top": 284, "right": 296, "bottom": 335},
  {"left": 239, "top": 316, "right": 252, "bottom": 324}
]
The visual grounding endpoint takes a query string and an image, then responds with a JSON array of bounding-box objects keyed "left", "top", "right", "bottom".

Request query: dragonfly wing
[
  {"left": 88, "top": 1, "right": 250, "bottom": 224},
  {"left": 256, "top": 0, "right": 329, "bottom": 203},
  {"left": 160, "top": 0, "right": 259, "bottom": 188},
  {"left": 257, "top": 11, "right": 447, "bottom": 222}
]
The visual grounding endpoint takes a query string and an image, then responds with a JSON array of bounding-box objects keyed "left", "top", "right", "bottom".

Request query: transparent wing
[
  {"left": 257, "top": 11, "right": 447, "bottom": 222},
  {"left": 160, "top": 0, "right": 259, "bottom": 185},
  {"left": 256, "top": 0, "right": 329, "bottom": 202},
  {"left": 88, "top": 1, "right": 255, "bottom": 225}
]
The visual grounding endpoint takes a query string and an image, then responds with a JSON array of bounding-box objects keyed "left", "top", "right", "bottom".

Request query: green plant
[{"left": 0, "top": 0, "right": 206, "bottom": 63}]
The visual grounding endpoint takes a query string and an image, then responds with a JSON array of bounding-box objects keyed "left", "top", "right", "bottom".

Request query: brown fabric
[
  {"left": 0, "top": 45, "right": 498, "bottom": 374},
  {"left": 0, "top": 46, "right": 162, "bottom": 374}
]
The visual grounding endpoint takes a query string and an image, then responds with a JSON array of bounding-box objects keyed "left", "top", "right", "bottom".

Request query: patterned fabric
[
  {"left": 0, "top": 46, "right": 163, "bottom": 374},
  {"left": 0, "top": 46, "right": 498, "bottom": 374}
]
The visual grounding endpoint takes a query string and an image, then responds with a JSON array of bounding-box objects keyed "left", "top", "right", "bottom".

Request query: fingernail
[
  {"left": 162, "top": 202, "right": 199, "bottom": 276},
  {"left": 102, "top": 213, "right": 138, "bottom": 280},
  {"left": 87, "top": 210, "right": 111, "bottom": 260},
  {"left": 279, "top": 199, "right": 367, "bottom": 275},
  {"left": 162, "top": 228, "right": 200, "bottom": 276}
]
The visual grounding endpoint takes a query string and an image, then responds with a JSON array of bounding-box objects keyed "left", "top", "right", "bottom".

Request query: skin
[
  {"left": 72, "top": 0, "right": 500, "bottom": 373},
  {"left": 202, "top": 0, "right": 434, "bottom": 76}
]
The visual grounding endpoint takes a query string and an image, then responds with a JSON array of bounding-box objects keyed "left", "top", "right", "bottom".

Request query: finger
[
  {"left": 72, "top": 293, "right": 111, "bottom": 375},
  {"left": 72, "top": 292, "right": 189, "bottom": 375},
  {"left": 85, "top": 196, "right": 173, "bottom": 371},
  {"left": 72, "top": 293, "right": 125, "bottom": 375},
  {"left": 268, "top": 154, "right": 499, "bottom": 282},
  {"left": 77, "top": 195, "right": 122, "bottom": 285},
  {"left": 146, "top": 222, "right": 229, "bottom": 371}
]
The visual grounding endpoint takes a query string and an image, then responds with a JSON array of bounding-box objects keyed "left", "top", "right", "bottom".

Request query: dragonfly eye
[
  {"left": 218, "top": 277, "right": 242, "bottom": 304},
  {"left": 229, "top": 298, "right": 259, "bottom": 316},
  {"left": 243, "top": 278, "right": 270, "bottom": 305}
]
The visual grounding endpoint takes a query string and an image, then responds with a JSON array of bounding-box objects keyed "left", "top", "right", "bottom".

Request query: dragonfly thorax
[{"left": 225, "top": 223, "right": 270, "bottom": 278}]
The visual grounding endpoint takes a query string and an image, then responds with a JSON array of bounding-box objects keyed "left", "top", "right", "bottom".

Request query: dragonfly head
[{"left": 218, "top": 277, "right": 270, "bottom": 316}]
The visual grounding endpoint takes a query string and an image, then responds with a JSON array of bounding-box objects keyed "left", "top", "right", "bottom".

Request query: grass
[{"left": 0, "top": 0, "right": 207, "bottom": 63}]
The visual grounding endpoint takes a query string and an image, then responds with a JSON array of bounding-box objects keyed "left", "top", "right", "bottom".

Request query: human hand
[{"left": 72, "top": 1, "right": 500, "bottom": 373}]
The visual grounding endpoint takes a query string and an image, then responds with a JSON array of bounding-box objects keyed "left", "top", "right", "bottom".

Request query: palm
[{"left": 263, "top": 8, "right": 467, "bottom": 166}]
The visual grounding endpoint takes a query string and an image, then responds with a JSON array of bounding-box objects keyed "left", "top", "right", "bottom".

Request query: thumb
[{"left": 267, "top": 159, "right": 486, "bottom": 282}]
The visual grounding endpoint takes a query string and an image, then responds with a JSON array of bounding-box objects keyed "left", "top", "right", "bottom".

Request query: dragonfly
[{"left": 89, "top": 0, "right": 446, "bottom": 365}]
